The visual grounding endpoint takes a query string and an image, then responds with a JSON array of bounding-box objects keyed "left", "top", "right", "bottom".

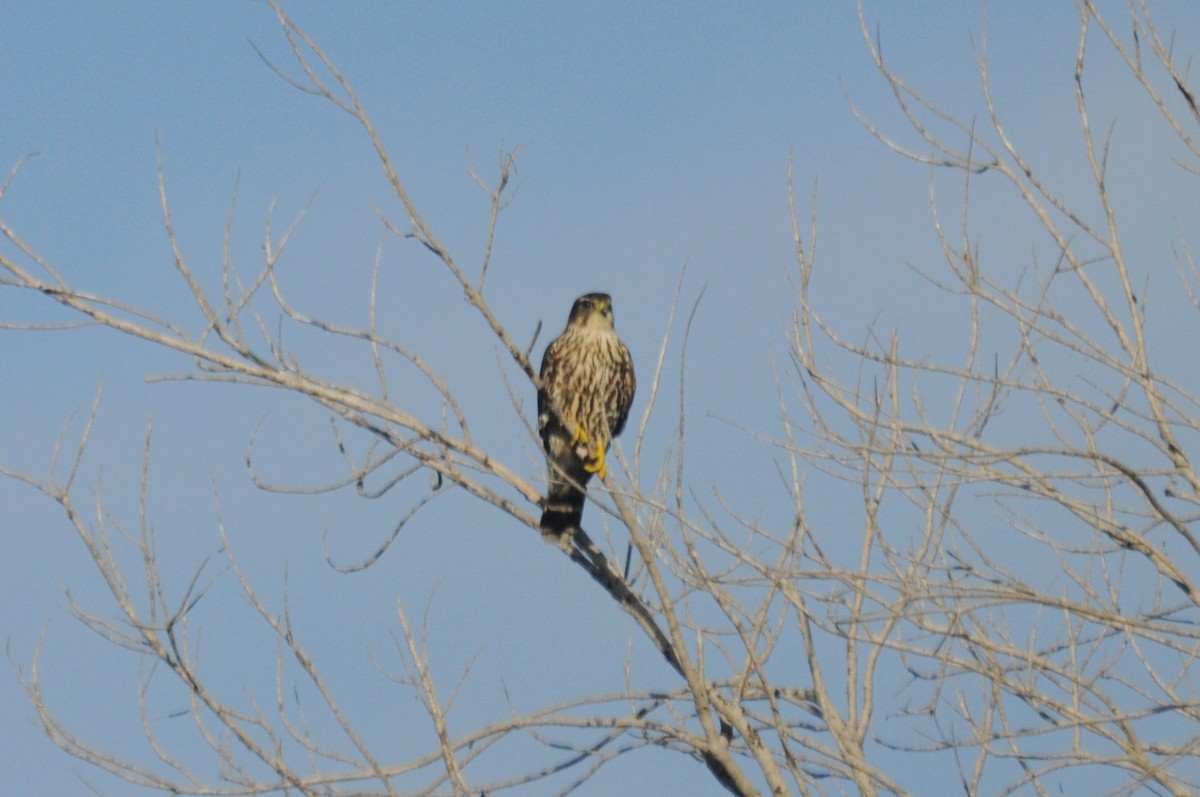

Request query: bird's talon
[
  {"left": 583, "top": 449, "right": 607, "bottom": 479},
  {"left": 568, "top": 425, "right": 590, "bottom": 448}
]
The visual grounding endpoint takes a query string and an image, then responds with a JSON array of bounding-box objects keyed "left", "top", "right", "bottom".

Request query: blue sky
[{"left": 4, "top": 2, "right": 1200, "bottom": 795}]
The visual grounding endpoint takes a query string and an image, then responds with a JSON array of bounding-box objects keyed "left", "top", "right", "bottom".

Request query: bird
[{"left": 537, "top": 292, "right": 635, "bottom": 536}]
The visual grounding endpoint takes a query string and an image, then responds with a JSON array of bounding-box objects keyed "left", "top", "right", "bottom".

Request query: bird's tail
[{"left": 540, "top": 466, "right": 589, "bottom": 536}]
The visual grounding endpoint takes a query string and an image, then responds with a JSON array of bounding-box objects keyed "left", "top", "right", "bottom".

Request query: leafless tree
[{"left": 3, "top": 1, "right": 1200, "bottom": 795}]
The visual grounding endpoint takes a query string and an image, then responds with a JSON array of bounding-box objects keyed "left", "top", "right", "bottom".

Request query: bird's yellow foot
[
  {"left": 583, "top": 447, "right": 608, "bottom": 480},
  {"left": 568, "top": 424, "right": 590, "bottom": 448}
]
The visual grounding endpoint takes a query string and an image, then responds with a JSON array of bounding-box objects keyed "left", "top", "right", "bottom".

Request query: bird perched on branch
[{"left": 538, "top": 292, "right": 635, "bottom": 536}]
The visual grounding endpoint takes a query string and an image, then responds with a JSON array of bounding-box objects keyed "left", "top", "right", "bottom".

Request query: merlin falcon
[{"left": 538, "top": 292, "right": 635, "bottom": 535}]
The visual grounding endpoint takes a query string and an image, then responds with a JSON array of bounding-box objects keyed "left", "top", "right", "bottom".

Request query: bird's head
[{"left": 567, "top": 292, "right": 616, "bottom": 330}]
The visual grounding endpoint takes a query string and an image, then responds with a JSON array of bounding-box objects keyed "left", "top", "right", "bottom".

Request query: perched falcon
[{"left": 538, "top": 292, "right": 636, "bottom": 535}]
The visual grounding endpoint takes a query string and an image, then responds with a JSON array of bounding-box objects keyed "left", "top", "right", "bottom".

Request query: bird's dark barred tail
[{"left": 539, "top": 475, "right": 587, "bottom": 535}]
